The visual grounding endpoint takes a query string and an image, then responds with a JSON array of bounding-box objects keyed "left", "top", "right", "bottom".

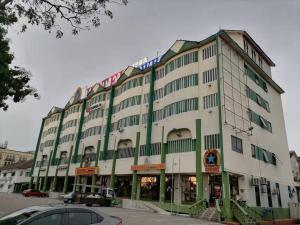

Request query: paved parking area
[{"left": 0, "top": 193, "right": 221, "bottom": 225}]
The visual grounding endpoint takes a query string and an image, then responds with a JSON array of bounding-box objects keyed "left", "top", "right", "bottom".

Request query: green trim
[
  {"left": 159, "top": 127, "right": 166, "bottom": 202},
  {"left": 110, "top": 150, "right": 117, "bottom": 189},
  {"left": 63, "top": 146, "right": 74, "bottom": 194},
  {"left": 29, "top": 118, "right": 45, "bottom": 189},
  {"left": 216, "top": 36, "right": 232, "bottom": 219},
  {"left": 103, "top": 86, "right": 115, "bottom": 160},
  {"left": 195, "top": 119, "right": 203, "bottom": 200},
  {"left": 253, "top": 207, "right": 290, "bottom": 219},
  {"left": 131, "top": 132, "right": 140, "bottom": 199},
  {"left": 52, "top": 167, "right": 59, "bottom": 192},
  {"left": 145, "top": 67, "right": 155, "bottom": 156},
  {"left": 42, "top": 150, "right": 53, "bottom": 192},
  {"left": 51, "top": 110, "right": 65, "bottom": 165},
  {"left": 91, "top": 140, "right": 101, "bottom": 194},
  {"left": 72, "top": 99, "right": 86, "bottom": 163}
]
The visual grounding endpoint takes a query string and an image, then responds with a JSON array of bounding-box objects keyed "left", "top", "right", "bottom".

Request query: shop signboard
[
  {"left": 131, "top": 163, "right": 165, "bottom": 171},
  {"left": 75, "top": 166, "right": 99, "bottom": 176}
]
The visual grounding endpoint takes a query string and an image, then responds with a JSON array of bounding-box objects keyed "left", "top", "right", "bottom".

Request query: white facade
[{"left": 32, "top": 30, "right": 296, "bottom": 209}]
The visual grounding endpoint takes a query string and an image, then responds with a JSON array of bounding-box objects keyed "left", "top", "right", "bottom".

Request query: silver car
[{"left": 0, "top": 205, "right": 122, "bottom": 225}]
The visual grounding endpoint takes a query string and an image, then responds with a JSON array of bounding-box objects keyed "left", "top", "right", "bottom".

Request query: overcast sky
[{"left": 0, "top": 0, "right": 299, "bottom": 153}]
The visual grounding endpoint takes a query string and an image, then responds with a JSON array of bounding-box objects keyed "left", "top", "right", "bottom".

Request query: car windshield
[{"left": 0, "top": 206, "right": 48, "bottom": 225}]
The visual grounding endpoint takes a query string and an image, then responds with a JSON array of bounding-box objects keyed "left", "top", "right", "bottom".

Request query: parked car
[
  {"left": 0, "top": 205, "right": 122, "bottom": 225},
  {"left": 22, "top": 189, "right": 48, "bottom": 197},
  {"left": 63, "top": 191, "right": 76, "bottom": 204}
]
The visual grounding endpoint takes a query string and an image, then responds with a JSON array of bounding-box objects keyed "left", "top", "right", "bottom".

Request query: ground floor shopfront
[{"left": 33, "top": 169, "right": 298, "bottom": 211}]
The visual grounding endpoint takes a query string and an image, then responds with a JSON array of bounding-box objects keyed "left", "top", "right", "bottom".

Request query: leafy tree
[{"left": 0, "top": 0, "right": 127, "bottom": 111}]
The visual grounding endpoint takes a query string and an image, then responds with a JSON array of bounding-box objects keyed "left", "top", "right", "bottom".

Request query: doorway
[
  {"left": 209, "top": 174, "right": 222, "bottom": 206},
  {"left": 140, "top": 176, "right": 160, "bottom": 201}
]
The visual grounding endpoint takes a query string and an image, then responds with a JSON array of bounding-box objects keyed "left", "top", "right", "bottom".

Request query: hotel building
[{"left": 30, "top": 30, "right": 297, "bottom": 219}]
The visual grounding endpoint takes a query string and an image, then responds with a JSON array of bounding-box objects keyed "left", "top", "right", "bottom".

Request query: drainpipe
[{"left": 216, "top": 36, "right": 232, "bottom": 219}]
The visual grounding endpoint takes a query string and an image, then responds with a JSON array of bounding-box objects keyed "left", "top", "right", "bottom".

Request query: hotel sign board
[
  {"left": 203, "top": 148, "right": 221, "bottom": 173},
  {"left": 139, "top": 56, "right": 162, "bottom": 70},
  {"left": 131, "top": 163, "right": 165, "bottom": 171},
  {"left": 75, "top": 166, "right": 99, "bottom": 176}
]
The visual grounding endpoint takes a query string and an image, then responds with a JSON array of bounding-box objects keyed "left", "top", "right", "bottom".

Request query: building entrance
[
  {"left": 115, "top": 176, "right": 131, "bottom": 198},
  {"left": 140, "top": 176, "right": 160, "bottom": 201},
  {"left": 209, "top": 174, "right": 222, "bottom": 206}
]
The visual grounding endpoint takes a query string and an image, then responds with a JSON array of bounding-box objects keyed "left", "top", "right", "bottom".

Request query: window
[
  {"left": 276, "top": 183, "right": 282, "bottom": 207},
  {"left": 28, "top": 214, "right": 61, "bottom": 225},
  {"left": 251, "top": 49, "right": 256, "bottom": 63},
  {"left": 204, "top": 134, "right": 220, "bottom": 149},
  {"left": 251, "top": 144, "right": 257, "bottom": 158},
  {"left": 255, "top": 186, "right": 261, "bottom": 206},
  {"left": 203, "top": 68, "right": 218, "bottom": 83},
  {"left": 262, "top": 150, "right": 269, "bottom": 163},
  {"left": 165, "top": 51, "right": 198, "bottom": 75},
  {"left": 244, "top": 40, "right": 249, "bottom": 54},
  {"left": 203, "top": 44, "right": 216, "bottom": 60},
  {"left": 244, "top": 64, "right": 268, "bottom": 93},
  {"left": 231, "top": 136, "right": 243, "bottom": 154},
  {"left": 256, "top": 95, "right": 262, "bottom": 105},
  {"left": 164, "top": 73, "right": 198, "bottom": 96},
  {"left": 113, "top": 95, "right": 141, "bottom": 113},
  {"left": 203, "top": 93, "right": 218, "bottom": 109},
  {"left": 248, "top": 109, "right": 272, "bottom": 132},
  {"left": 267, "top": 181, "right": 273, "bottom": 207},
  {"left": 259, "top": 57, "right": 263, "bottom": 68},
  {"left": 69, "top": 212, "right": 92, "bottom": 225}
]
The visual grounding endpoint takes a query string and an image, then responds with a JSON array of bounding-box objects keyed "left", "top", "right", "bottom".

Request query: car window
[
  {"left": 68, "top": 213, "right": 91, "bottom": 225},
  {"left": 27, "top": 214, "right": 61, "bottom": 225},
  {"left": 91, "top": 213, "right": 103, "bottom": 224}
]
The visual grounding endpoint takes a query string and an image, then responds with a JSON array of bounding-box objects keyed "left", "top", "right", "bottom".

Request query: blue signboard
[{"left": 139, "top": 55, "right": 162, "bottom": 70}]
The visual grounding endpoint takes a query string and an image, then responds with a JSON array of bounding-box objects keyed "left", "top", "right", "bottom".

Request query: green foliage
[{"left": 0, "top": 0, "right": 127, "bottom": 110}]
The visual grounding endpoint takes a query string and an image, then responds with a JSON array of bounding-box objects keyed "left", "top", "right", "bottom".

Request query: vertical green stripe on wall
[
  {"left": 63, "top": 146, "right": 74, "bottom": 193},
  {"left": 146, "top": 67, "right": 155, "bottom": 156},
  {"left": 92, "top": 140, "right": 101, "bottom": 194},
  {"left": 51, "top": 110, "right": 65, "bottom": 165},
  {"left": 103, "top": 86, "right": 115, "bottom": 160},
  {"left": 72, "top": 100, "right": 87, "bottom": 163},
  {"left": 195, "top": 119, "right": 203, "bottom": 200},
  {"left": 216, "top": 36, "right": 232, "bottom": 220},
  {"left": 43, "top": 150, "right": 53, "bottom": 192},
  {"left": 110, "top": 150, "right": 117, "bottom": 189},
  {"left": 29, "top": 118, "right": 45, "bottom": 189},
  {"left": 131, "top": 132, "right": 140, "bottom": 199},
  {"left": 159, "top": 126, "right": 166, "bottom": 202}
]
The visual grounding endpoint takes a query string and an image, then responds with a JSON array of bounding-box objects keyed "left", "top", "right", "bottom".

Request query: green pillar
[
  {"left": 72, "top": 100, "right": 87, "bottom": 163},
  {"left": 63, "top": 147, "right": 74, "bottom": 194},
  {"left": 159, "top": 126, "right": 166, "bottom": 202},
  {"left": 43, "top": 150, "right": 53, "bottom": 192},
  {"left": 52, "top": 168, "right": 59, "bottom": 192},
  {"left": 131, "top": 132, "right": 140, "bottom": 200},
  {"left": 29, "top": 118, "right": 45, "bottom": 189},
  {"left": 103, "top": 86, "right": 115, "bottom": 160},
  {"left": 195, "top": 119, "right": 204, "bottom": 200},
  {"left": 92, "top": 140, "right": 101, "bottom": 194},
  {"left": 159, "top": 144, "right": 167, "bottom": 203},
  {"left": 51, "top": 111, "right": 65, "bottom": 165},
  {"left": 216, "top": 36, "right": 232, "bottom": 219},
  {"left": 145, "top": 67, "right": 155, "bottom": 157},
  {"left": 76, "top": 155, "right": 85, "bottom": 192},
  {"left": 110, "top": 150, "right": 117, "bottom": 189},
  {"left": 38, "top": 177, "right": 43, "bottom": 190}
]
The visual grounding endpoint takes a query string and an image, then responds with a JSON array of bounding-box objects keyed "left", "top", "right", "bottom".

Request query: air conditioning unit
[
  {"left": 250, "top": 177, "right": 260, "bottom": 186},
  {"left": 118, "top": 127, "right": 124, "bottom": 133},
  {"left": 260, "top": 177, "right": 267, "bottom": 185},
  {"left": 207, "top": 83, "right": 212, "bottom": 87}
]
